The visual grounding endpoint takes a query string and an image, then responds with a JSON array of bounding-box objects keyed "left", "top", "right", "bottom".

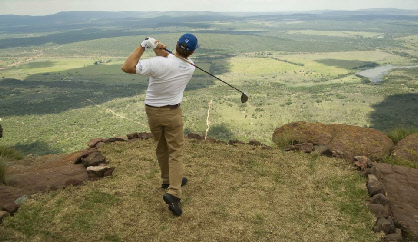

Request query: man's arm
[
  {"left": 121, "top": 45, "right": 145, "bottom": 74},
  {"left": 121, "top": 38, "right": 168, "bottom": 74}
]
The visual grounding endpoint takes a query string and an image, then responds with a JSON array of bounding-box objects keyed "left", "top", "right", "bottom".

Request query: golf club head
[{"left": 241, "top": 93, "right": 248, "bottom": 103}]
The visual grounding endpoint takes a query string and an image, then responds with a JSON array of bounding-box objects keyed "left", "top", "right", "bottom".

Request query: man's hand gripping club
[
  {"left": 142, "top": 37, "right": 169, "bottom": 57},
  {"left": 141, "top": 37, "right": 159, "bottom": 49},
  {"left": 121, "top": 37, "right": 168, "bottom": 74}
]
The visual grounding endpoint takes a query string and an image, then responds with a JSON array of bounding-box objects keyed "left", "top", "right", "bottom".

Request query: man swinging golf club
[{"left": 122, "top": 33, "right": 198, "bottom": 216}]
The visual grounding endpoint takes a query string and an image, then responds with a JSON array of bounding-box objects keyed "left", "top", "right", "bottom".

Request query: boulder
[
  {"left": 371, "top": 193, "right": 390, "bottom": 206},
  {"left": 327, "top": 124, "right": 393, "bottom": 161},
  {"left": 273, "top": 121, "right": 334, "bottom": 145},
  {"left": 367, "top": 174, "right": 385, "bottom": 197},
  {"left": 2, "top": 203, "right": 19, "bottom": 215},
  {"left": 272, "top": 122, "right": 394, "bottom": 161},
  {"left": 368, "top": 203, "right": 390, "bottom": 218},
  {"left": 374, "top": 217, "right": 396, "bottom": 234},
  {"left": 63, "top": 148, "right": 98, "bottom": 164},
  {"left": 14, "top": 195, "right": 29, "bottom": 206},
  {"left": 127, "top": 132, "right": 138, "bottom": 139},
  {"left": 81, "top": 151, "right": 106, "bottom": 167},
  {"left": 353, "top": 156, "right": 370, "bottom": 170},
  {"left": 104, "top": 168, "right": 115, "bottom": 177},
  {"left": 392, "top": 133, "right": 418, "bottom": 164},
  {"left": 361, "top": 166, "right": 377, "bottom": 177},
  {"left": 373, "top": 163, "right": 418, "bottom": 238},
  {"left": 384, "top": 228, "right": 402, "bottom": 242},
  {"left": 87, "top": 164, "right": 114, "bottom": 179}
]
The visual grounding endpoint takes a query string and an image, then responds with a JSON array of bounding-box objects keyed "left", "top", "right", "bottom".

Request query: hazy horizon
[{"left": 1, "top": 0, "right": 418, "bottom": 16}]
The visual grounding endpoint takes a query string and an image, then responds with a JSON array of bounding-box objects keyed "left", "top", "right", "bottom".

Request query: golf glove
[{"left": 141, "top": 37, "right": 158, "bottom": 49}]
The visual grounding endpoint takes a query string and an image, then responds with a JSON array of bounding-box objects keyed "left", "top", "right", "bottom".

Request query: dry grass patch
[{"left": 0, "top": 139, "right": 379, "bottom": 241}]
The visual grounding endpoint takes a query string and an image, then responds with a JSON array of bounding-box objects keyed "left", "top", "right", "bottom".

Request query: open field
[{"left": 0, "top": 11, "right": 417, "bottom": 155}]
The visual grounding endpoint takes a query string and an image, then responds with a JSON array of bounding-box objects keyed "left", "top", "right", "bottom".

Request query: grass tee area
[{"left": 0, "top": 139, "right": 379, "bottom": 241}]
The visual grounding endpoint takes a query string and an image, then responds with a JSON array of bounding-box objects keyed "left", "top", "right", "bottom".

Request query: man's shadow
[{"left": 370, "top": 93, "right": 418, "bottom": 131}]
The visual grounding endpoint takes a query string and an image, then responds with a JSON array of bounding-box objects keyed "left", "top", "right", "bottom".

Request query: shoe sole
[{"left": 163, "top": 194, "right": 182, "bottom": 216}]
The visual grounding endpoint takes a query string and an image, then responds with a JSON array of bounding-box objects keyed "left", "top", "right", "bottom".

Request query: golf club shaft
[{"left": 164, "top": 48, "right": 245, "bottom": 94}]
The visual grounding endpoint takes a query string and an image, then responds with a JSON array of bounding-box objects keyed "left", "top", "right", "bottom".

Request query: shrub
[
  {"left": 207, "top": 123, "right": 233, "bottom": 141},
  {"left": 274, "top": 135, "right": 299, "bottom": 148},
  {"left": 0, "top": 145, "right": 24, "bottom": 160},
  {"left": 387, "top": 127, "right": 417, "bottom": 144}
]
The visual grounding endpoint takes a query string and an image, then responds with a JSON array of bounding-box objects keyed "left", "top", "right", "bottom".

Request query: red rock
[
  {"left": 392, "top": 133, "right": 418, "bottom": 164},
  {"left": 368, "top": 203, "right": 390, "bottom": 218},
  {"left": 273, "top": 122, "right": 334, "bottom": 145},
  {"left": 127, "top": 132, "right": 139, "bottom": 139},
  {"left": 272, "top": 122, "right": 393, "bottom": 161},
  {"left": 371, "top": 193, "right": 390, "bottom": 206},
  {"left": 104, "top": 167, "right": 115, "bottom": 177},
  {"left": 81, "top": 151, "right": 106, "bottom": 167},
  {"left": 87, "top": 138, "right": 103, "bottom": 148},
  {"left": 87, "top": 164, "right": 114, "bottom": 179},
  {"left": 374, "top": 163, "right": 418, "bottom": 238},
  {"left": 354, "top": 156, "right": 370, "bottom": 170},
  {"left": 374, "top": 217, "right": 395, "bottom": 234},
  {"left": 61, "top": 148, "right": 98, "bottom": 164},
  {"left": 2, "top": 203, "right": 19, "bottom": 215}
]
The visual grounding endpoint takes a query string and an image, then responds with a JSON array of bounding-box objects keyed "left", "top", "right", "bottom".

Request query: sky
[{"left": 1, "top": 0, "right": 418, "bottom": 15}]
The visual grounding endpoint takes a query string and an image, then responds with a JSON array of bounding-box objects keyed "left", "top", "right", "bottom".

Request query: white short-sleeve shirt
[{"left": 136, "top": 54, "right": 195, "bottom": 107}]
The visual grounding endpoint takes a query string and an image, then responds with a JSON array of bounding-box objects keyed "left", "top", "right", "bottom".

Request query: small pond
[{"left": 356, "top": 65, "right": 418, "bottom": 83}]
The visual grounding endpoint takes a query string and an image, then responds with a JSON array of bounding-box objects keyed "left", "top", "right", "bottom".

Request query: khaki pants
[{"left": 145, "top": 105, "right": 184, "bottom": 199}]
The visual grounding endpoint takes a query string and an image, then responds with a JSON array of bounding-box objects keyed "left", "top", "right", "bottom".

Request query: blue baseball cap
[{"left": 178, "top": 33, "right": 198, "bottom": 51}]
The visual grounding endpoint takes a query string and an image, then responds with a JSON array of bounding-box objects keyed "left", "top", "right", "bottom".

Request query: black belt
[{"left": 146, "top": 103, "right": 180, "bottom": 109}]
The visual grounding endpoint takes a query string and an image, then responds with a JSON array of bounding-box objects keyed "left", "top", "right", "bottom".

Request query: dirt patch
[{"left": 1, "top": 154, "right": 88, "bottom": 209}]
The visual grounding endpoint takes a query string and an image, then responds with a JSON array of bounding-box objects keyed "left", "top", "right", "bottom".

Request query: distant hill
[{"left": 1, "top": 9, "right": 417, "bottom": 34}]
